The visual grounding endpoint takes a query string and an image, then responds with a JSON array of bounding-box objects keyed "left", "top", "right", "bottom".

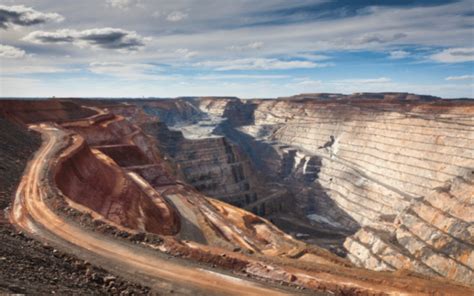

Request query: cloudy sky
[{"left": 0, "top": 0, "right": 473, "bottom": 98}]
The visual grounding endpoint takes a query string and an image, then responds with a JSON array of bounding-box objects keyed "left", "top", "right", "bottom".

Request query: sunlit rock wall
[
  {"left": 142, "top": 121, "right": 260, "bottom": 208},
  {"left": 247, "top": 98, "right": 474, "bottom": 285},
  {"left": 118, "top": 96, "right": 473, "bottom": 285}
]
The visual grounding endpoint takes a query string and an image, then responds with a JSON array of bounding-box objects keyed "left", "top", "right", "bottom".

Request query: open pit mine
[{"left": 0, "top": 93, "right": 473, "bottom": 295}]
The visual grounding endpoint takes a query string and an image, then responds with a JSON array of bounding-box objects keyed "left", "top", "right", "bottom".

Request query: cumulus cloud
[
  {"left": 24, "top": 29, "right": 76, "bottom": 44},
  {"left": 431, "top": 48, "right": 474, "bottom": 63},
  {"left": 166, "top": 11, "right": 188, "bottom": 22},
  {"left": 389, "top": 50, "right": 409, "bottom": 59},
  {"left": 0, "top": 44, "right": 26, "bottom": 58},
  {"left": 144, "top": 1, "right": 471, "bottom": 57},
  {"left": 0, "top": 5, "right": 63, "bottom": 29},
  {"left": 78, "top": 28, "right": 147, "bottom": 50},
  {"left": 23, "top": 28, "right": 148, "bottom": 51},
  {"left": 445, "top": 75, "right": 474, "bottom": 81},
  {"left": 1, "top": 1, "right": 473, "bottom": 98},
  {"left": 196, "top": 58, "right": 328, "bottom": 71}
]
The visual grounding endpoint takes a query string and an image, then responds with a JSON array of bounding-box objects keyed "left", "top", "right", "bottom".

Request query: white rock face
[
  {"left": 248, "top": 99, "right": 474, "bottom": 286},
  {"left": 141, "top": 96, "right": 474, "bottom": 286},
  {"left": 192, "top": 97, "right": 473, "bottom": 286},
  {"left": 142, "top": 121, "right": 260, "bottom": 208}
]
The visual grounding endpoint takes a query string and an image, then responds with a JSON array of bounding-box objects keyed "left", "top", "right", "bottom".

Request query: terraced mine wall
[
  {"left": 253, "top": 99, "right": 474, "bottom": 285},
  {"left": 171, "top": 95, "right": 474, "bottom": 286},
  {"left": 48, "top": 109, "right": 184, "bottom": 237},
  {"left": 73, "top": 96, "right": 474, "bottom": 286},
  {"left": 50, "top": 107, "right": 317, "bottom": 260},
  {"left": 132, "top": 99, "right": 292, "bottom": 216},
  {"left": 139, "top": 99, "right": 205, "bottom": 125},
  {"left": 3, "top": 97, "right": 474, "bottom": 294},
  {"left": 55, "top": 133, "right": 179, "bottom": 235},
  {"left": 141, "top": 121, "right": 265, "bottom": 209}
]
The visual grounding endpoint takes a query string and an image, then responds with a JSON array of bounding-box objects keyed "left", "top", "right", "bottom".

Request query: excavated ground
[
  {"left": 0, "top": 115, "right": 151, "bottom": 295},
  {"left": 129, "top": 94, "right": 474, "bottom": 287},
  {"left": 1, "top": 96, "right": 474, "bottom": 295}
]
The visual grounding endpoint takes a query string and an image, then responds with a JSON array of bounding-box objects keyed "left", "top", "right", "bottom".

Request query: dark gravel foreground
[{"left": 0, "top": 116, "right": 152, "bottom": 295}]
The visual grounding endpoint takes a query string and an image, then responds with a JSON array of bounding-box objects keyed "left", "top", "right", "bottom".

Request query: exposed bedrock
[
  {"left": 145, "top": 95, "right": 474, "bottom": 286},
  {"left": 133, "top": 100, "right": 294, "bottom": 221},
  {"left": 55, "top": 131, "right": 179, "bottom": 235},
  {"left": 4, "top": 97, "right": 474, "bottom": 293},
  {"left": 48, "top": 107, "right": 306, "bottom": 257},
  {"left": 139, "top": 99, "right": 206, "bottom": 126},
  {"left": 141, "top": 121, "right": 265, "bottom": 209},
  {"left": 344, "top": 172, "right": 474, "bottom": 285}
]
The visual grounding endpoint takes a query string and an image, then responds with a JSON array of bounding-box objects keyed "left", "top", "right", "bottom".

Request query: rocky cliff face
[
  {"left": 141, "top": 122, "right": 260, "bottom": 208},
  {"left": 3, "top": 97, "right": 473, "bottom": 294},
  {"left": 146, "top": 95, "right": 474, "bottom": 286},
  {"left": 344, "top": 171, "right": 474, "bottom": 285}
]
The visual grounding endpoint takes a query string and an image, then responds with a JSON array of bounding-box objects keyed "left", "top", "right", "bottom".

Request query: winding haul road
[{"left": 10, "top": 123, "right": 295, "bottom": 296}]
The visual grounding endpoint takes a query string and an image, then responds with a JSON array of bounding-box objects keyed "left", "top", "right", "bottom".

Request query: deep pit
[
  {"left": 2, "top": 95, "right": 473, "bottom": 294},
  {"left": 108, "top": 94, "right": 474, "bottom": 286}
]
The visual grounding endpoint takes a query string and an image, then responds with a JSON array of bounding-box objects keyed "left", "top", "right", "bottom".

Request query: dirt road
[{"left": 10, "top": 123, "right": 297, "bottom": 295}]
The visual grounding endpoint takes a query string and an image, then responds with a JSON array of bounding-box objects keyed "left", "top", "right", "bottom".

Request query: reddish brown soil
[
  {"left": 0, "top": 99, "right": 97, "bottom": 124},
  {"left": 55, "top": 137, "right": 179, "bottom": 235},
  {"left": 0, "top": 115, "right": 151, "bottom": 295},
  {"left": 3, "top": 97, "right": 474, "bottom": 295},
  {"left": 95, "top": 144, "right": 151, "bottom": 166}
]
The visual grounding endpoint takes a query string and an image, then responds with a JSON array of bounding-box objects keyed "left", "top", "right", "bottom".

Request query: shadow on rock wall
[{"left": 215, "top": 109, "right": 360, "bottom": 239}]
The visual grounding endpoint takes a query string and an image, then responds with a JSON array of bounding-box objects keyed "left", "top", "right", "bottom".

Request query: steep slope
[
  {"left": 154, "top": 94, "right": 474, "bottom": 286},
  {"left": 0, "top": 114, "right": 149, "bottom": 294},
  {"left": 4, "top": 97, "right": 474, "bottom": 294},
  {"left": 141, "top": 122, "right": 261, "bottom": 208},
  {"left": 251, "top": 97, "right": 474, "bottom": 285}
]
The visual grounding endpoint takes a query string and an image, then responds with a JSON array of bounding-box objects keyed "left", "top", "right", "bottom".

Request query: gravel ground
[{"left": 0, "top": 116, "right": 152, "bottom": 295}]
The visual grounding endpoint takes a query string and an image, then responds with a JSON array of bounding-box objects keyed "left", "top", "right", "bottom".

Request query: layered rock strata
[
  {"left": 51, "top": 105, "right": 309, "bottom": 256},
  {"left": 4, "top": 97, "right": 474, "bottom": 294},
  {"left": 141, "top": 121, "right": 262, "bottom": 208},
  {"left": 55, "top": 133, "right": 179, "bottom": 235},
  {"left": 161, "top": 95, "right": 474, "bottom": 286}
]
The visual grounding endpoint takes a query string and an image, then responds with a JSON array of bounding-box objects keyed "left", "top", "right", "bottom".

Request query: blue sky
[{"left": 0, "top": 0, "right": 473, "bottom": 98}]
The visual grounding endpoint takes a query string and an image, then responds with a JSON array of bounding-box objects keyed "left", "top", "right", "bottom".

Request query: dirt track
[
  {"left": 5, "top": 103, "right": 474, "bottom": 295},
  {"left": 9, "top": 123, "right": 298, "bottom": 296}
]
